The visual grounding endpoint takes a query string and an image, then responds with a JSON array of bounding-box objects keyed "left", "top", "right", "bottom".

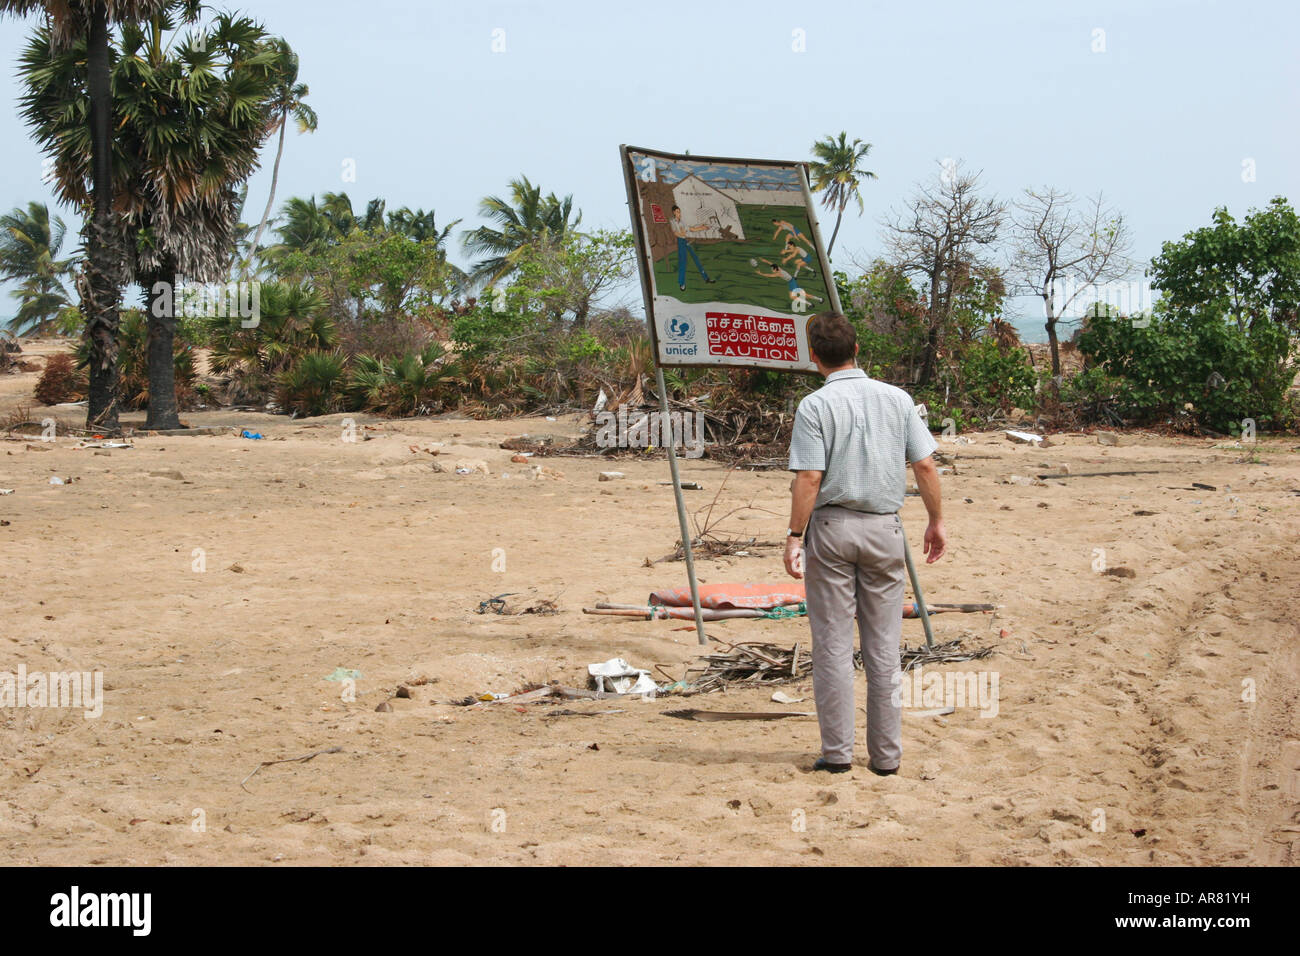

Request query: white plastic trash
[{"left": 588, "top": 658, "right": 657, "bottom": 696}]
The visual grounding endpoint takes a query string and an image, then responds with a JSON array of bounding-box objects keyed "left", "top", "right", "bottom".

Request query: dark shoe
[
  {"left": 705, "top": 277, "right": 717, "bottom": 283},
  {"left": 868, "top": 762, "right": 899, "bottom": 776},
  {"left": 678, "top": 283, "right": 686, "bottom": 291},
  {"left": 813, "top": 757, "right": 851, "bottom": 774}
]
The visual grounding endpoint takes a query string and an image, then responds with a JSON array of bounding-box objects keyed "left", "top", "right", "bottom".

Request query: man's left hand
[{"left": 783, "top": 537, "right": 804, "bottom": 579}]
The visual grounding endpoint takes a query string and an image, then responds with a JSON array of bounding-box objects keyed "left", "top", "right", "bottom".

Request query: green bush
[
  {"left": 957, "top": 339, "right": 1037, "bottom": 415},
  {"left": 1077, "top": 303, "right": 1293, "bottom": 431},
  {"left": 278, "top": 349, "right": 347, "bottom": 417},
  {"left": 207, "top": 281, "right": 333, "bottom": 404}
]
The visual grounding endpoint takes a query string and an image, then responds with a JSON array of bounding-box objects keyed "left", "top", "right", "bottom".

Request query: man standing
[
  {"left": 669, "top": 205, "right": 717, "bottom": 291},
  {"left": 784, "top": 312, "right": 946, "bottom": 775}
]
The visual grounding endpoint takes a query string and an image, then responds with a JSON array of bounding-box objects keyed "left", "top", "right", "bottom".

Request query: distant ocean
[{"left": 1010, "top": 313, "right": 1050, "bottom": 345}]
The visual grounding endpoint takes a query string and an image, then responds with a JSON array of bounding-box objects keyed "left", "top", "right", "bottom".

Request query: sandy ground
[{"left": 1, "top": 344, "right": 1299, "bottom": 866}]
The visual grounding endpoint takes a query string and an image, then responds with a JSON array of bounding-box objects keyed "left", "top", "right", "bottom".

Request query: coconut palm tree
[
  {"left": 808, "top": 132, "right": 878, "bottom": 259},
  {"left": 461, "top": 176, "right": 581, "bottom": 286},
  {"left": 244, "top": 38, "right": 316, "bottom": 274},
  {"left": 6, "top": 0, "right": 179, "bottom": 432},
  {"left": 0, "top": 201, "right": 78, "bottom": 335},
  {"left": 267, "top": 192, "right": 385, "bottom": 260},
  {"left": 387, "top": 206, "right": 466, "bottom": 288}
]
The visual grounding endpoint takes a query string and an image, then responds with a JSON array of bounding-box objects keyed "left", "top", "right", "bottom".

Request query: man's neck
[{"left": 820, "top": 363, "right": 858, "bottom": 378}]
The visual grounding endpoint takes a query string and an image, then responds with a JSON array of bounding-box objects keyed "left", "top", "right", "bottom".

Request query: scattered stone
[
  {"left": 1104, "top": 566, "right": 1136, "bottom": 578},
  {"left": 598, "top": 471, "right": 625, "bottom": 481},
  {"left": 375, "top": 700, "right": 393, "bottom": 712},
  {"left": 1096, "top": 431, "right": 1120, "bottom": 446}
]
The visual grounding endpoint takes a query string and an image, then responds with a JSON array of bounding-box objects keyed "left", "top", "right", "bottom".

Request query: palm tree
[
  {"left": 6, "top": 0, "right": 177, "bottom": 433},
  {"left": 808, "top": 132, "right": 878, "bottom": 259},
  {"left": 113, "top": 10, "right": 279, "bottom": 428},
  {"left": 387, "top": 206, "right": 466, "bottom": 289},
  {"left": 244, "top": 38, "right": 316, "bottom": 274},
  {"left": 461, "top": 176, "right": 581, "bottom": 285},
  {"left": 0, "top": 201, "right": 78, "bottom": 335},
  {"left": 21, "top": 6, "right": 280, "bottom": 428}
]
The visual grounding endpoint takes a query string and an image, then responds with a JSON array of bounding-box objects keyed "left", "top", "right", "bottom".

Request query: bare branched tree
[
  {"left": 882, "top": 162, "right": 1004, "bottom": 386},
  {"left": 1007, "top": 188, "right": 1133, "bottom": 380}
]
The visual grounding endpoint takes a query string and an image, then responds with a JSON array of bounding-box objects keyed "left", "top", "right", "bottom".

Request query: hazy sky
[{"left": 2, "top": 0, "right": 1297, "bottom": 331}]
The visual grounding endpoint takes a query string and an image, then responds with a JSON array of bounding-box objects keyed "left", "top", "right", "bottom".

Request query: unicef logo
[{"left": 666, "top": 315, "right": 693, "bottom": 342}]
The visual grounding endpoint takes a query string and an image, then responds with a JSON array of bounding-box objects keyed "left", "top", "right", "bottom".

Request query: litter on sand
[
  {"left": 1004, "top": 429, "right": 1043, "bottom": 445},
  {"left": 240, "top": 430, "right": 264, "bottom": 440},
  {"left": 588, "top": 658, "right": 657, "bottom": 696},
  {"left": 323, "top": 667, "right": 362, "bottom": 681}
]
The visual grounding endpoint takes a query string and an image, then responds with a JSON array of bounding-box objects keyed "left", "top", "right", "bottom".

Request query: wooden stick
[
  {"left": 240, "top": 746, "right": 342, "bottom": 792},
  {"left": 1035, "top": 469, "right": 1162, "bottom": 480}
]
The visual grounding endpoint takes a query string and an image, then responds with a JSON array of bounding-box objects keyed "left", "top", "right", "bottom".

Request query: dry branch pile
[{"left": 670, "top": 637, "right": 995, "bottom": 696}]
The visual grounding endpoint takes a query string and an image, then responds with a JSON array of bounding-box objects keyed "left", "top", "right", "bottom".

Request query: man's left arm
[
  {"left": 785, "top": 401, "right": 825, "bottom": 579},
  {"left": 785, "top": 470, "right": 822, "bottom": 578}
]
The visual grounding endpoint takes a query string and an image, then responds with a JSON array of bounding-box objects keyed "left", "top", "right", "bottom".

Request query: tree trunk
[
  {"left": 1046, "top": 316, "right": 1061, "bottom": 380},
  {"left": 83, "top": 7, "right": 123, "bottom": 434},
  {"left": 826, "top": 206, "right": 844, "bottom": 259},
  {"left": 1042, "top": 283, "right": 1062, "bottom": 393},
  {"left": 246, "top": 113, "right": 287, "bottom": 276},
  {"left": 917, "top": 269, "right": 944, "bottom": 387},
  {"left": 144, "top": 262, "right": 182, "bottom": 430},
  {"left": 917, "top": 321, "right": 942, "bottom": 387}
]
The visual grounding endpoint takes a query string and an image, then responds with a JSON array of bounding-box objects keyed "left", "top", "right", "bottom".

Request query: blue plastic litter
[{"left": 240, "top": 430, "right": 264, "bottom": 440}]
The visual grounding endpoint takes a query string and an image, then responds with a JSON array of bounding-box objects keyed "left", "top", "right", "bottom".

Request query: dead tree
[
  {"left": 1007, "top": 188, "right": 1133, "bottom": 381},
  {"left": 882, "top": 163, "right": 1004, "bottom": 387}
]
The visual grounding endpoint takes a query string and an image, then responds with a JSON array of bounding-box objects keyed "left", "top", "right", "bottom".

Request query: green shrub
[
  {"left": 277, "top": 349, "right": 347, "bottom": 417},
  {"left": 1077, "top": 303, "right": 1293, "bottom": 430},
  {"left": 957, "top": 339, "right": 1037, "bottom": 415},
  {"left": 207, "top": 281, "right": 333, "bottom": 404}
]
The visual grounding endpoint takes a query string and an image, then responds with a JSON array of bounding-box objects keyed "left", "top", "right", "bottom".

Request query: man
[
  {"left": 755, "top": 258, "right": 823, "bottom": 310},
  {"left": 780, "top": 236, "right": 815, "bottom": 276},
  {"left": 771, "top": 217, "right": 812, "bottom": 248},
  {"left": 669, "top": 205, "right": 717, "bottom": 291},
  {"left": 784, "top": 311, "right": 946, "bottom": 776}
]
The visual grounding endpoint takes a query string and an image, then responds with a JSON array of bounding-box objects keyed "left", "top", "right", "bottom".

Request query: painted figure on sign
[
  {"left": 670, "top": 205, "right": 717, "bottom": 291},
  {"left": 755, "top": 258, "right": 823, "bottom": 312},
  {"left": 772, "top": 218, "right": 812, "bottom": 248},
  {"left": 782, "top": 236, "right": 816, "bottom": 276}
]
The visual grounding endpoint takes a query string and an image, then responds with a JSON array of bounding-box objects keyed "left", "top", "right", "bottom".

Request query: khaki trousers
[{"left": 804, "top": 506, "right": 904, "bottom": 768}]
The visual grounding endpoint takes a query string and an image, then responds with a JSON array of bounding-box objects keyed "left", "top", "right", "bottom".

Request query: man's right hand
[{"left": 923, "top": 519, "right": 947, "bottom": 563}]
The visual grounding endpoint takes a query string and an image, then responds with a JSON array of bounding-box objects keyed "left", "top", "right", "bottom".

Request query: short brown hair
[{"left": 806, "top": 311, "right": 857, "bottom": 367}]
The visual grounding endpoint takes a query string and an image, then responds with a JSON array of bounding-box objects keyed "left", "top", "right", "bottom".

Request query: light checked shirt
[{"left": 788, "top": 368, "right": 937, "bottom": 514}]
